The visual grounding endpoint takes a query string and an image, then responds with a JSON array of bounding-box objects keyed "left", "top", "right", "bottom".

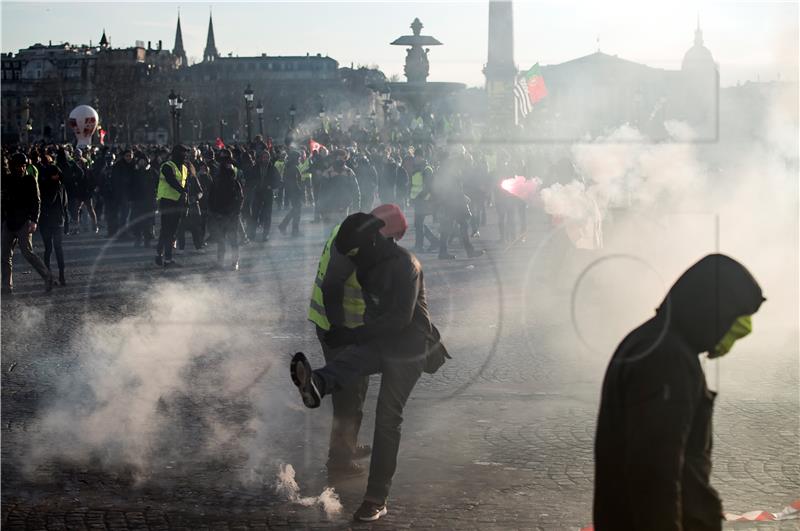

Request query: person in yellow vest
[
  {"left": 155, "top": 145, "right": 189, "bottom": 266},
  {"left": 307, "top": 204, "right": 408, "bottom": 480}
]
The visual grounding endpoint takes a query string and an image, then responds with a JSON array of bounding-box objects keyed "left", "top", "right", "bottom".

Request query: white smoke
[{"left": 275, "top": 463, "right": 343, "bottom": 519}]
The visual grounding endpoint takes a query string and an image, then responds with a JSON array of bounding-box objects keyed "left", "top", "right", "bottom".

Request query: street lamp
[
  {"left": 288, "top": 103, "right": 297, "bottom": 128},
  {"left": 256, "top": 100, "right": 264, "bottom": 136},
  {"left": 168, "top": 89, "right": 178, "bottom": 145},
  {"left": 175, "top": 96, "right": 184, "bottom": 144},
  {"left": 273, "top": 115, "right": 281, "bottom": 137},
  {"left": 219, "top": 118, "right": 227, "bottom": 142},
  {"left": 243, "top": 84, "right": 254, "bottom": 142}
]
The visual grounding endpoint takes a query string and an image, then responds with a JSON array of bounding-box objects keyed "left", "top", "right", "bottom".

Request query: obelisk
[{"left": 484, "top": 1, "right": 518, "bottom": 132}]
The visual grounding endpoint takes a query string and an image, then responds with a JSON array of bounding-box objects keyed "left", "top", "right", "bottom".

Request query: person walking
[
  {"left": 208, "top": 162, "right": 244, "bottom": 271},
  {"left": 107, "top": 149, "right": 136, "bottom": 239},
  {"left": 37, "top": 164, "right": 69, "bottom": 286},
  {"left": 155, "top": 145, "right": 189, "bottom": 267},
  {"left": 594, "top": 254, "right": 765, "bottom": 531},
  {"left": 317, "top": 150, "right": 360, "bottom": 238},
  {"left": 1, "top": 153, "right": 53, "bottom": 293},
  {"left": 278, "top": 151, "right": 303, "bottom": 237},
  {"left": 128, "top": 153, "right": 158, "bottom": 248}
]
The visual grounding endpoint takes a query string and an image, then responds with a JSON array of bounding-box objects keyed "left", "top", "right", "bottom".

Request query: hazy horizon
[{"left": 2, "top": 1, "right": 798, "bottom": 88}]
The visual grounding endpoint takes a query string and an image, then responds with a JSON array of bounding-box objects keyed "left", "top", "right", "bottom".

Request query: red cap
[{"left": 371, "top": 203, "right": 408, "bottom": 241}]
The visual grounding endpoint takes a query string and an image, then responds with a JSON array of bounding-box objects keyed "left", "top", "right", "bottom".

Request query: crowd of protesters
[{"left": 1, "top": 115, "right": 552, "bottom": 293}]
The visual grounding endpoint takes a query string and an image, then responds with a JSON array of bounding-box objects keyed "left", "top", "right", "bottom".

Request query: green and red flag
[{"left": 522, "top": 63, "right": 548, "bottom": 103}]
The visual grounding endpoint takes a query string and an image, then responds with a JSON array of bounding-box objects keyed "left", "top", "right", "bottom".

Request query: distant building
[
  {"left": 524, "top": 20, "right": 719, "bottom": 141},
  {"left": 1, "top": 13, "right": 384, "bottom": 144}
]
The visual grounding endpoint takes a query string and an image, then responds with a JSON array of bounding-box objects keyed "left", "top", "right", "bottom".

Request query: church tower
[
  {"left": 203, "top": 11, "right": 219, "bottom": 63},
  {"left": 173, "top": 14, "right": 188, "bottom": 67},
  {"left": 484, "top": 1, "right": 518, "bottom": 132}
]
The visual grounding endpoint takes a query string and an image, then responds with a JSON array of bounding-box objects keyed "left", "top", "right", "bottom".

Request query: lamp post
[
  {"left": 273, "top": 116, "right": 281, "bottom": 137},
  {"left": 288, "top": 103, "right": 297, "bottom": 129},
  {"left": 175, "top": 96, "right": 183, "bottom": 144},
  {"left": 59, "top": 122, "right": 66, "bottom": 143},
  {"left": 168, "top": 89, "right": 178, "bottom": 145},
  {"left": 219, "top": 118, "right": 227, "bottom": 142},
  {"left": 318, "top": 105, "right": 326, "bottom": 131},
  {"left": 244, "top": 84, "right": 254, "bottom": 142},
  {"left": 256, "top": 100, "right": 264, "bottom": 136}
]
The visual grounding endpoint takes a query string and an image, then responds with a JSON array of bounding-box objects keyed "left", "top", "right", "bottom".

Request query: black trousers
[
  {"left": 157, "top": 199, "right": 183, "bottom": 261},
  {"left": 439, "top": 215, "right": 475, "bottom": 255},
  {"left": 316, "top": 327, "right": 369, "bottom": 466},
  {"left": 214, "top": 215, "right": 240, "bottom": 264},
  {"left": 248, "top": 192, "right": 273, "bottom": 240},
  {"left": 314, "top": 339, "right": 425, "bottom": 503},
  {"left": 130, "top": 200, "right": 155, "bottom": 244},
  {"left": 2, "top": 225, "right": 50, "bottom": 289},
  {"left": 279, "top": 196, "right": 302, "bottom": 234},
  {"left": 39, "top": 225, "right": 65, "bottom": 274},
  {"left": 413, "top": 200, "right": 439, "bottom": 251}
]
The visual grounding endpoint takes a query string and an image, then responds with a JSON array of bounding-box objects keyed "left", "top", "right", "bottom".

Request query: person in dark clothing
[
  {"left": 195, "top": 162, "right": 214, "bottom": 245},
  {"left": 107, "top": 149, "right": 136, "bottom": 238},
  {"left": 208, "top": 163, "right": 244, "bottom": 270},
  {"left": 291, "top": 212, "right": 442, "bottom": 522},
  {"left": 433, "top": 152, "right": 484, "bottom": 260},
  {"left": 594, "top": 254, "right": 765, "bottom": 531},
  {"left": 155, "top": 145, "right": 189, "bottom": 267},
  {"left": 57, "top": 148, "right": 97, "bottom": 235},
  {"left": 2, "top": 153, "right": 53, "bottom": 293},
  {"left": 354, "top": 155, "right": 377, "bottom": 211},
  {"left": 247, "top": 151, "right": 275, "bottom": 242},
  {"left": 278, "top": 151, "right": 303, "bottom": 237},
  {"left": 128, "top": 153, "right": 158, "bottom": 247},
  {"left": 177, "top": 163, "right": 205, "bottom": 251},
  {"left": 318, "top": 151, "right": 360, "bottom": 238},
  {"left": 37, "top": 164, "right": 69, "bottom": 286}
]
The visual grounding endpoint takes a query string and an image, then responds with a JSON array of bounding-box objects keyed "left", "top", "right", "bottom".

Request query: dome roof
[{"left": 682, "top": 24, "right": 715, "bottom": 72}]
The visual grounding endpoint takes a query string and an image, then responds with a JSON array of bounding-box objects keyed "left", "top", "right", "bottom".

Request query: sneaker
[
  {"left": 467, "top": 249, "right": 486, "bottom": 258},
  {"left": 353, "top": 444, "right": 372, "bottom": 460},
  {"left": 353, "top": 500, "right": 388, "bottom": 522},
  {"left": 290, "top": 352, "right": 321, "bottom": 408},
  {"left": 58, "top": 273, "right": 66, "bottom": 286},
  {"left": 155, "top": 255, "right": 163, "bottom": 266},
  {"left": 327, "top": 461, "right": 366, "bottom": 480}
]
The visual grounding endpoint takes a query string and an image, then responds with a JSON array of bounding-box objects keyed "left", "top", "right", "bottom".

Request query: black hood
[{"left": 658, "top": 254, "right": 764, "bottom": 353}]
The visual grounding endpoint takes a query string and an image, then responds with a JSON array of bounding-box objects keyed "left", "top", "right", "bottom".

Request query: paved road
[{"left": 2, "top": 208, "right": 798, "bottom": 530}]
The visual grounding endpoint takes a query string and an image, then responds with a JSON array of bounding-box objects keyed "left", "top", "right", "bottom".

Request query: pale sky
[{"left": 2, "top": 1, "right": 798, "bottom": 87}]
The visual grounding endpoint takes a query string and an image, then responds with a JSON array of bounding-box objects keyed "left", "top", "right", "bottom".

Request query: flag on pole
[
  {"left": 514, "top": 63, "right": 548, "bottom": 122},
  {"left": 522, "top": 63, "right": 548, "bottom": 103}
]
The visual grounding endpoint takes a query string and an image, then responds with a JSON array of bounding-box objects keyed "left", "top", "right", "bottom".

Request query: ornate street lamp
[
  {"left": 256, "top": 100, "right": 264, "bottom": 136},
  {"left": 175, "top": 95, "right": 184, "bottom": 144},
  {"left": 168, "top": 89, "right": 178, "bottom": 145},
  {"left": 244, "top": 84, "right": 255, "bottom": 142},
  {"left": 219, "top": 118, "right": 227, "bottom": 142},
  {"left": 288, "top": 103, "right": 297, "bottom": 128}
]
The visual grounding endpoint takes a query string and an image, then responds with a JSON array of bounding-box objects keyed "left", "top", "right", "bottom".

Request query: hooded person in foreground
[
  {"left": 292, "top": 210, "right": 445, "bottom": 522},
  {"left": 593, "top": 254, "right": 765, "bottom": 531}
]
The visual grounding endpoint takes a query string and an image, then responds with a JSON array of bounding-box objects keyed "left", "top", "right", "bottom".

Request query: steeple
[
  {"left": 203, "top": 10, "right": 219, "bottom": 63},
  {"left": 173, "top": 12, "right": 188, "bottom": 67},
  {"left": 99, "top": 29, "right": 109, "bottom": 48},
  {"left": 694, "top": 14, "right": 703, "bottom": 46}
]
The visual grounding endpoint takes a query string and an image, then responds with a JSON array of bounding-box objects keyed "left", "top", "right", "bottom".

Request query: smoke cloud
[{"left": 275, "top": 463, "right": 343, "bottom": 519}]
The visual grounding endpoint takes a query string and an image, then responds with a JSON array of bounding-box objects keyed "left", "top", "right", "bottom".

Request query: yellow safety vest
[
  {"left": 410, "top": 167, "right": 431, "bottom": 200},
  {"left": 156, "top": 160, "right": 187, "bottom": 201},
  {"left": 298, "top": 159, "right": 312, "bottom": 182},
  {"left": 274, "top": 160, "right": 285, "bottom": 177},
  {"left": 308, "top": 224, "right": 365, "bottom": 331}
]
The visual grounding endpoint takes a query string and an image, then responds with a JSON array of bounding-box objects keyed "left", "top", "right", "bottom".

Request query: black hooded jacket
[{"left": 594, "top": 254, "right": 764, "bottom": 531}]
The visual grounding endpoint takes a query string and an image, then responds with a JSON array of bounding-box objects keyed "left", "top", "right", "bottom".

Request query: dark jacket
[
  {"left": 318, "top": 167, "right": 360, "bottom": 213},
  {"left": 109, "top": 159, "right": 136, "bottom": 202},
  {"left": 594, "top": 254, "right": 764, "bottom": 531},
  {"left": 353, "top": 236, "right": 432, "bottom": 354},
  {"left": 38, "top": 173, "right": 69, "bottom": 228},
  {"left": 2, "top": 169, "right": 41, "bottom": 232},
  {"left": 208, "top": 173, "right": 244, "bottom": 218}
]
